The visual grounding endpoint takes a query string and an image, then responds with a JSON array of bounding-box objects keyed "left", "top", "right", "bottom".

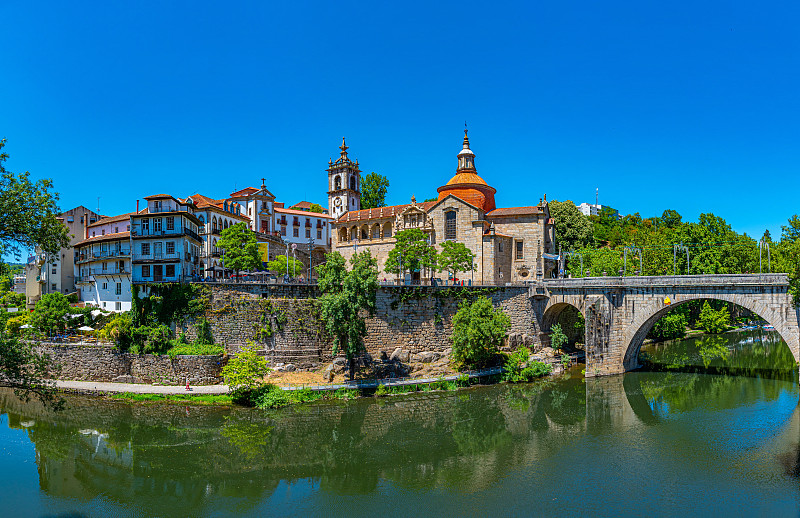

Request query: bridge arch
[
  {"left": 541, "top": 297, "right": 587, "bottom": 333},
  {"left": 622, "top": 293, "right": 800, "bottom": 372}
]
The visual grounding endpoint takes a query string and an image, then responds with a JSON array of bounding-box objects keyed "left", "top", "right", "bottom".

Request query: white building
[
  {"left": 130, "top": 195, "right": 203, "bottom": 286},
  {"left": 327, "top": 138, "right": 361, "bottom": 220},
  {"left": 577, "top": 202, "right": 601, "bottom": 217},
  {"left": 229, "top": 180, "right": 276, "bottom": 235},
  {"left": 74, "top": 213, "right": 133, "bottom": 312}
]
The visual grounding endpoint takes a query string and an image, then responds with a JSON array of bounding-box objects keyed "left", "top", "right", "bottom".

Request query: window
[
  {"left": 142, "top": 265, "right": 151, "bottom": 277},
  {"left": 102, "top": 262, "right": 108, "bottom": 271},
  {"left": 115, "top": 283, "right": 122, "bottom": 295},
  {"left": 102, "top": 282, "right": 108, "bottom": 290},
  {"left": 127, "top": 225, "right": 130, "bottom": 231},
  {"left": 115, "top": 302, "right": 121, "bottom": 311},
  {"left": 515, "top": 241, "right": 524, "bottom": 260},
  {"left": 142, "top": 219, "right": 149, "bottom": 231},
  {"left": 51, "top": 267, "right": 57, "bottom": 274},
  {"left": 103, "top": 302, "right": 107, "bottom": 308},
  {"left": 67, "top": 216, "right": 74, "bottom": 223},
  {"left": 499, "top": 241, "right": 504, "bottom": 253},
  {"left": 141, "top": 243, "right": 150, "bottom": 255},
  {"left": 383, "top": 224, "right": 392, "bottom": 238},
  {"left": 293, "top": 228, "right": 299, "bottom": 237},
  {"left": 165, "top": 265, "right": 175, "bottom": 277},
  {"left": 281, "top": 226, "right": 286, "bottom": 236},
  {"left": 166, "top": 241, "right": 175, "bottom": 255},
  {"left": 305, "top": 229, "right": 311, "bottom": 238},
  {"left": 101, "top": 229, "right": 105, "bottom": 235},
  {"left": 445, "top": 211, "right": 456, "bottom": 240},
  {"left": 51, "top": 283, "right": 57, "bottom": 290},
  {"left": 115, "top": 227, "right": 119, "bottom": 233},
  {"left": 317, "top": 229, "right": 322, "bottom": 239},
  {"left": 153, "top": 218, "right": 162, "bottom": 231},
  {"left": 166, "top": 217, "right": 174, "bottom": 230}
]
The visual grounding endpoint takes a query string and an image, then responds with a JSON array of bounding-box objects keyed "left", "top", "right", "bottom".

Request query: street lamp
[
  {"left": 674, "top": 244, "right": 689, "bottom": 275},
  {"left": 623, "top": 246, "right": 642, "bottom": 276},
  {"left": 759, "top": 239, "right": 771, "bottom": 274}
]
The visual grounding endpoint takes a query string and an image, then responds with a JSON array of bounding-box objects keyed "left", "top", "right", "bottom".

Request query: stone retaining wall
[
  {"left": 35, "top": 343, "right": 224, "bottom": 385},
  {"left": 184, "top": 285, "right": 537, "bottom": 369}
]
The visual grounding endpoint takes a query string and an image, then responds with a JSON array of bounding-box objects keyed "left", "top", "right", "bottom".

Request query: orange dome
[{"left": 436, "top": 128, "right": 496, "bottom": 212}]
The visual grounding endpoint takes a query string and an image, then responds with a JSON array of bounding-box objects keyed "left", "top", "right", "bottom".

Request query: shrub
[
  {"left": 195, "top": 318, "right": 214, "bottom": 345},
  {"left": 167, "top": 343, "right": 224, "bottom": 358},
  {"left": 222, "top": 342, "right": 270, "bottom": 397},
  {"left": 451, "top": 296, "right": 510, "bottom": 368},
  {"left": 561, "top": 353, "right": 571, "bottom": 367},
  {"left": 649, "top": 312, "right": 687, "bottom": 341},
  {"left": 550, "top": 323, "right": 568, "bottom": 351},
  {"left": 5, "top": 313, "right": 29, "bottom": 336},
  {"left": 502, "top": 346, "right": 531, "bottom": 382},
  {"left": 130, "top": 325, "right": 172, "bottom": 354},
  {"left": 99, "top": 312, "right": 133, "bottom": 350},
  {"left": 519, "top": 362, "right": 552, "bottom": 380}
]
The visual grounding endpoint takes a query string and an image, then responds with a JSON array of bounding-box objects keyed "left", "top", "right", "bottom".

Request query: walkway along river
[{"left": 1, "top": 330, "right": 799, "bottom": 516}]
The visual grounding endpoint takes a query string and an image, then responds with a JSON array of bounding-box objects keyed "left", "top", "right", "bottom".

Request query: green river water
[{"left": 2, "top": 329, "right": 800, "bottom": 517}]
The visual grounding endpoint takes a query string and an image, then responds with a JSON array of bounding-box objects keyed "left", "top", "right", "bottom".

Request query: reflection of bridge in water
[{"left": 533, "top": 274, "right": 800, "bottom": 376}]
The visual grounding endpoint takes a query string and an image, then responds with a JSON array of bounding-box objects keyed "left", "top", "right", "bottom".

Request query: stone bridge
[{"left": 530, "top": 274, "right": 800, "bottom": 377}]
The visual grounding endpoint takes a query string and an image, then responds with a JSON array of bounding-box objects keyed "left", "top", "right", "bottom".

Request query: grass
[
  {"left": 167, "top": 343, "right": 224, "bottom": 358},
  {"left": 109, "top": 392, "right": 233, "bottom": 405}
]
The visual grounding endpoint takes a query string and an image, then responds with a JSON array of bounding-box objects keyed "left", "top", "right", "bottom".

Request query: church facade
[{"left": 329, "top": 130, "right": 556, "bottom": 284}]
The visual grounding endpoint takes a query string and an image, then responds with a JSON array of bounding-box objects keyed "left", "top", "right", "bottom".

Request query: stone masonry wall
[
  {"left": 185, "top": 285, "right": 537, "bottom": 369},
  {"left": 36, "top": 343, "right": 224, "bottom": 385}
]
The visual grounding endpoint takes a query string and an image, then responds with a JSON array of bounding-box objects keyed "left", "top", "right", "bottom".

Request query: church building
[{"left": 329, "top": 130, "right": 557, "bottom": 284}]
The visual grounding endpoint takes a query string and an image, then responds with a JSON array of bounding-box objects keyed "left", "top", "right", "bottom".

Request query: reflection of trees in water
[
  {"left": 5, "top": 367, "right": 792, "bottom": 511},
  {"left": 641, "top": 330, "right": 797, "bottom": 379}
]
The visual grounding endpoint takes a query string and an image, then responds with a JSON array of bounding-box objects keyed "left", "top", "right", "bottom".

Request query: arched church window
[
  {"left": 445, "top": 211, "right": 456, "bottom": 240},
  {"left": 334, "top": 176, "right": 342, "bottom": 190},
  {"left": 349, "top": 175, "right": 356, "bottom": 191}
]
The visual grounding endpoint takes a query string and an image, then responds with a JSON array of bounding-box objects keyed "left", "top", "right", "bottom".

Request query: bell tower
[{"left": 327, "top": 137, "right": 361, "bottom": 219}]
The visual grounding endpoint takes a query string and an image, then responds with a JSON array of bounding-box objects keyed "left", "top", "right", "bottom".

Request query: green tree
[
  {"left": 267, "top": 254, "right": 305, "bottom": 279},
  {"left": 437, "top": 241, "right": 475, "bottom": 281},
  {"left": 0, "top": 139, "right": 69, "bottom": 258},
  {"left": 661, "top": 209, "right": 683, "bottom": 228},
  {"left": 782, "top": 215, "right": 800, "bottom": 242},
  {"left": 309, "top": 203, "right": 324, "bottom": 213},
  {"left": 317, "top": 250, "right": 379, "bottom": 379},
  {"left": 648, "top": 312, "right": 687, "bottom": 341},
  {"left": 384, "top": 229, "right": 438, "bottom": 279},
  {"left": 549, "top": 200, "right": 593, "bottom": 251},
  {"left": 549, "top": 323, "right": 568, "bottom": 350},
  {"left": 360, "top": 172, "right": 390, "bottom": 209},
  {"left": 451, "top": 296, "right": 510, "bottom": 368},
  {"left": 218, "top": 222, "right": 261, "bottom": 279},
  {"left": 30, "top": 293, "right": 70, "bottom": 336},
  {"left": 696, "top": 301, "right": 730, "bottom": 334},
  {"left": 222, "top": 341, "right": 271, "bottom": 399}
]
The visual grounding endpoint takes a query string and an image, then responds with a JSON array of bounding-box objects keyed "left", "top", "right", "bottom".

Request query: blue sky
[{"left": 2, "top": 0, "right": 799, "bottom": 257}]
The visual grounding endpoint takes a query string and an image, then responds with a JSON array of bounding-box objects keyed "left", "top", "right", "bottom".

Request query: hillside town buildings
[{"left": 22, "top": 128, "right": 552, "bottom": 311}]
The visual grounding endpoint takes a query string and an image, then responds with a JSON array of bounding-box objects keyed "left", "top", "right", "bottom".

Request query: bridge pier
[{"left": 532, "top": 274, "right": 800, "bottom": 377}]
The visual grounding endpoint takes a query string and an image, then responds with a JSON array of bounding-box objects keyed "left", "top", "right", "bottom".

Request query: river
[{"left": 1, "top": 330, "right": 799, "bottom": 517}]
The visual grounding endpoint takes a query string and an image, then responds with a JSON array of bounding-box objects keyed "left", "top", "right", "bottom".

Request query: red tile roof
[
  {"left": 229, "top": 187, "right": 259, "bottom": 197},
  {"left": 337, "top": 202, "right": 437, "bottom": 223},
  {"left": 75, "top": 231, "right": 131, "bottom": 247},
  {"left": 275, "top": 207, "right": 333, "bottom": 218},
  {"left": 290, "top": 201, "right": 313, "bottom": 210},
  {"left": 87, "top": 212, "right": 135, "bottom": 228},
  {"left": 485, "top": 206, "right": 545, "bottom": 217}
]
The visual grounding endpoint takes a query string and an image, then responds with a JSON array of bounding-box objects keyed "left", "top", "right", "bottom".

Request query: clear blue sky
[{"left": 3, "top": 1, "right": 799, "bottom": 257}]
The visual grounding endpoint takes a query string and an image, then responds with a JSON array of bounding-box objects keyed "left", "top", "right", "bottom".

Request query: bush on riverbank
[
  {"left": 649, "top": 312, "right": 688, "bottom": 341},
  {"left": 502, "top": 346, "right": 552, "bottom": 382},
  {"left": 451, "top": 296, "right": 510, "bottom": 369},
  {"left": 696, "top": 301, "right": 731, "bottom": 334}
]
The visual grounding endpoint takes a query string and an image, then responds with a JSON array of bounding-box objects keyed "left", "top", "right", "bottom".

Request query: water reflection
[
  {"left": 1, "top": 354, "right": 799, "bottom": 516},
  {"left": 641, "top": 329, "right": 797, "bottom": 380}
]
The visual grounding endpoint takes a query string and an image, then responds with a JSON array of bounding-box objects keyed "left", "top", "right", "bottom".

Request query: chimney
[
  {"left": 83, "top": 212, "right": 88, "bottom": 240},
  {"left": 136, "top": 200, "right": 140, "bottom": 214}
]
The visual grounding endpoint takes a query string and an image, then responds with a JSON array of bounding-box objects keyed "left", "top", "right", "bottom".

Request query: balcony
[
  {"left": 131, "top": 227, "right": 201, "bottom": 242},
  {"left": 132, "top": 252, "right": 182, "bottom": 263},
  {"left": 75, "top": 275, "right": 94, "bottom": 284},
  {"left": 91, "top": 267, "right": 131, "bottom": 275},
  {"left": 133, "top": 274, "right": 201, "bottom": 284},
  {"left": 145, "top": 206, "right": 195, "bottom": 215}
]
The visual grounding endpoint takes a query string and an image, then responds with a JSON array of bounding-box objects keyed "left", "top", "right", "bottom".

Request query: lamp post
[
  {"left": 307, "top": 236, "right": 315, "bottom": 282},
  {"left": 759, "top": 239, "right": 771, "bottom": 274},
  {"left": 674, "top": 244, "right": 689, "bottom": 275}
]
